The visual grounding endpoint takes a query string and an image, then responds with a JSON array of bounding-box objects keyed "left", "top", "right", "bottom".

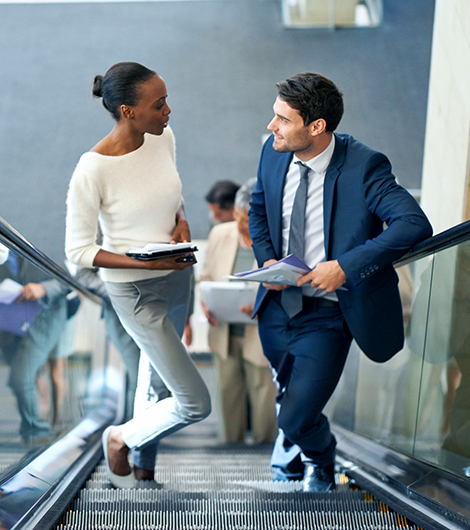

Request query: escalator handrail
[
  {"left": 0, "top": 216, "right": 99, "bottom": 303},
  {"left": 394, "top": 219, "right": 470, "bottom": 267},
  {"left": 3, "top": 213, "right": 470, "bottom": 293}
]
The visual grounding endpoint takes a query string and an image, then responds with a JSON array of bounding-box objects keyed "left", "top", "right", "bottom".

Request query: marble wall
[{"left": 421, "top": 0, "right": 470, "bottom": 233}]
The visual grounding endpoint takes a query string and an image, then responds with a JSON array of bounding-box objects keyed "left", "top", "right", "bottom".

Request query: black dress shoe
[{"left": 302, "top": 463, "right": 335, "bottom": 492}]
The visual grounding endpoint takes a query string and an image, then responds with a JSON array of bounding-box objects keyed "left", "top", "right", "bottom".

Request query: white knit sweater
[{"left": 65, "top": 127, "right": 183, "bottom": 283}]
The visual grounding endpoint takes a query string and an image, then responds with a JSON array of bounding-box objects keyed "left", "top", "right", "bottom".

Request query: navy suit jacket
[{"left": 249, "top": 134, "right": 433, "bottom": 362}]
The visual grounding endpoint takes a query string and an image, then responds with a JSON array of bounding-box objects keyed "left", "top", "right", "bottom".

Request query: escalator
[
  {"left": 56, "top": 444, "right": 423, "bottom": 530},
  {"left": 1, "top": 215, "right": 470, "bottom": 530}
]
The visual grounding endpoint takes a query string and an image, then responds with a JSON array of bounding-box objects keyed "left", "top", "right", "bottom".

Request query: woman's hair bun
[{"left": 92, "top": 75, "right": 104, "bottom": 98}]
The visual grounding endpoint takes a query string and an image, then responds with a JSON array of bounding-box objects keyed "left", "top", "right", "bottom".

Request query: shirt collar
[{"left": 293, "top": 134, "right": 335, "bottom": 175}]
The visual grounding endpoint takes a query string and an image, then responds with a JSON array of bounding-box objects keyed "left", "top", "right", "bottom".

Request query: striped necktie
[{"left": 281, "top": 162, "right": 310, "bottom": 318}]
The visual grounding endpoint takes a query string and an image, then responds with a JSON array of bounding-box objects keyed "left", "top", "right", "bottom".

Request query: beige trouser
[{"left": 213, "top": 334, "right": 278, "bottom": 443}]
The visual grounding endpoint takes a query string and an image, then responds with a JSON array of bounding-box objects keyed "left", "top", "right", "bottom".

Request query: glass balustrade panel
[
  {"left": 326, "top": 255, "right": 434, "bottom": 456},
  {"left": 414, "top": 241, "right": 470, "bottom": 479},
  {"left": 0, "top": 244, "right": 113, "bottom": 476}
]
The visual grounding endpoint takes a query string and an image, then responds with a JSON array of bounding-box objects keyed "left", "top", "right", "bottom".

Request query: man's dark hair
[
  {"left": 276, "top": 73, "right": 344, "bottom": 132},
  {"left": 205, "top": 181, "right": 241, "bottom": 210}
]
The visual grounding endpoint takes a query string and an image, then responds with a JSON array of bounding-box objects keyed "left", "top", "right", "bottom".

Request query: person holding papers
[
  {"left": 200, "top": 179, "right": 277, "bottom": 444},
  {"left": 65, "top": 62, "right": 210, "bottom": 488},
  {"left": 249, "top": 73, "right": 433, "bottom": 491},
  {"left": 0, "top": 250, "right": 74, "bottom": 443}
]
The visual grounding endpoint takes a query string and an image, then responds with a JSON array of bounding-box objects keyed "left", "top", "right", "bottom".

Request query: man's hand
[
  {"left": 183, "top": 317, "right": 192, "bottom": 346},
  {"left": 261, "top": 259, "right": 290, "bottom": 291},
  {"left": 20, "top": 283, "right": 47, "bottom": 301},
  {"left": 297, "top": 260, "right": 346, "bottom": 292},
  {"left": 239, "top": 303, "right": 257, "bottom": 319},
  {"left": 201, "top": 300, "right": 218, "bottom": 327}
]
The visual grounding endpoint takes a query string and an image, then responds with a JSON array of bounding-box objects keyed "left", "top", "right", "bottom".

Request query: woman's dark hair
[
  {"left": 276, "top": 73, "right": 344, "bottom": 132},
  {"left": 92, "top": 62, "right": 157, "bottom": 121}
]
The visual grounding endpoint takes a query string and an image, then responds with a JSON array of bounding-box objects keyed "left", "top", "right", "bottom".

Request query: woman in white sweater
[{"left": 66, "top": 62, "right": 211, "bottom": 488}]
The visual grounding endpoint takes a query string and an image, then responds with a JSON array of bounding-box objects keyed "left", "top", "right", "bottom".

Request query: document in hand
[
  {"left": 0, "top": 279, "right": 43, "bottom": 336},
  {"left": 0, "top": 278, "right": 23, "bottom": 304},
  {"left": 225, "top": 254, "right": 310, "bottom": 286},
  {"left": 199, "top": 281, "right": 257, "bottom": 324},
  {"left": 126, "top": 242, "right": 198, "bottom": 260}
]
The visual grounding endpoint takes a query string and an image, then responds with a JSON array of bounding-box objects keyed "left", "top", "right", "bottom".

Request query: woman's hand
[
  {"left": 92, "top": 249, "right": 195, "bottom": 271},
  {"left": 171, "top": 219, "right": 191, "bottom": 243},
  {"left": 172, "top": 204, "right": 191, "bottom": 243},
  {"left": 146, "top": 254, "right": 196, "bottom": 271}
]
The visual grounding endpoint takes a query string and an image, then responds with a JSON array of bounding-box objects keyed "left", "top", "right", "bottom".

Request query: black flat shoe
[{"left": 302, "top": 463, "right": 335, "bottom": 492}]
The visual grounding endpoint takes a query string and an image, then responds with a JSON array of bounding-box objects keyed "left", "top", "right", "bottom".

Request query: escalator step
[{"left": 56, "top": 446, "right": 421, "bottom": 530}]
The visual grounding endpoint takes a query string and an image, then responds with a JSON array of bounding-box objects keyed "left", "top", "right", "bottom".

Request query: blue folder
[{"left": 0, "top": 300, "right": 43, "bottom": 336}]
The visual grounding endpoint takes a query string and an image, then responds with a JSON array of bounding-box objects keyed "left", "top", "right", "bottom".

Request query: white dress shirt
[{"left": 281, "top": 134, "right": 337, "bottom": 300}]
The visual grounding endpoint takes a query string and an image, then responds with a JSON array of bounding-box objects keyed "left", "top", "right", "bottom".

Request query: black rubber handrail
[
  {"left": 0, "top": 216, "right": 99, "bottom": 303},
  {"left": 395, "top": 219, "right": 470, "bottom": 267}
]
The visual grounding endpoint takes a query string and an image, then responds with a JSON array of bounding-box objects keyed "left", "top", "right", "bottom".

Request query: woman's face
[
  {"left": 234, "top": 206, "right": 251, "bottom": 242},
  {"left": 126, "top": 74, "right": 171, "bottom": 136}
]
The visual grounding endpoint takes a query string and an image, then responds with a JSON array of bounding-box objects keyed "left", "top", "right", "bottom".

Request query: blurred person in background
[
  {"left": 200, "top": 179, "right": 277, "bottom": 444},
  {"left": 205, "top": 180, "right": 240, "bottom": 224}
]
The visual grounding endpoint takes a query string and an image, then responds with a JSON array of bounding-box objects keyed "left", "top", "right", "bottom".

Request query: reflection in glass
[
  {"left": 328, "top": 238, "right": 470, "bottom": 480},
  {"left": 0, "top": 244, "right": 91, "bottom": 475},
  {"left": 415, "top": 242, "right": 470, "bottom": 475},
  {"left": 327, "top": 257, "right": 434, "bottom": 454}
]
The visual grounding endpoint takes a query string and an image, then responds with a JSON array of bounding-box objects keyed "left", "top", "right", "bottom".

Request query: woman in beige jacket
[{"left": 201, "top": 179, "right": 277, "bottom": 443}]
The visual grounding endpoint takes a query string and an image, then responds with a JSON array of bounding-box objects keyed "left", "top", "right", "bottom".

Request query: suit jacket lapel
[
  {"left": 272, "top": 152, "right": 293, "bottom": 256},
  {"left": 324, "top": 135, "right": 346, "bottom": 258}
]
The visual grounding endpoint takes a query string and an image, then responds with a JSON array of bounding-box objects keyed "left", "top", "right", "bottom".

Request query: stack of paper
[
  {"left": 127, "top": 242, "right": 197, "bottom": 260},
  {"left": 225, "top": 254, "right": 310, "bottom": 286},
  {"left": 0, "top": 278, "right": 23, "bottom": 304},
  {"left": 199, "top": 281, "right": 257, "bottom": 324}
]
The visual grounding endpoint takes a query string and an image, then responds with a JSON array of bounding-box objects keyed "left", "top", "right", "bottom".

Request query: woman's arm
[{"left": 92, "top": 249, "right": 193, "bottom": 271}]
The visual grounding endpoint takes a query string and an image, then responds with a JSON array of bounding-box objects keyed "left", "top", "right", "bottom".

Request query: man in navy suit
[{"left": 249, "top": 73, "right": 433, "bottom": 492}]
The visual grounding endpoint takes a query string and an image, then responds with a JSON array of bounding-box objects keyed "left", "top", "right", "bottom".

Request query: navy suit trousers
[{"left": 258, "top": 292, "right": 352, "bottom": 469}]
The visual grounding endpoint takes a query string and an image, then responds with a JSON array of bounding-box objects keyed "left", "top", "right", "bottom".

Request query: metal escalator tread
[{"left": 55, "top": 445, "right": 423, "bottom": 530}]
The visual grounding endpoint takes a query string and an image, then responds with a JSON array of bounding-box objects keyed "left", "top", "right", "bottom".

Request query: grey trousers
[{"left": 105, "top": 269, "right": 211, "bottom": 465}]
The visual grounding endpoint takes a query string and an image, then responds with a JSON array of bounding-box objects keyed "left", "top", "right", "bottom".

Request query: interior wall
[
  {"left": 421, "top": 0, "right": 470, "bottom": 233},
  {"left": 0, "top": 0, "right": 435, "bottom": 263}
]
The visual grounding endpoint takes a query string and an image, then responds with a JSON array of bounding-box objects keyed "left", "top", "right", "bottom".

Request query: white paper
[
  {"left": 0, "top": 278, "right": 23, "bottom": 304},
  {"left": 225, "top": 254, "right": 310, "bottom": 286},
  {"left": 199, "top": 281, "right": 257, "bottom": 324},
  {"left": 128, "top": 242, "right": 194, "bottom": 255}
]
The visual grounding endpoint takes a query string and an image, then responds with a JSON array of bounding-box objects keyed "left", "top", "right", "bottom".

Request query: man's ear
[{"left": 309, "top": 118, "right": 327, "bottom": 136}]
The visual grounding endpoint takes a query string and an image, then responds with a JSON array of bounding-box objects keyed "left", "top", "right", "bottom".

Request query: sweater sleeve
[{"left": 65, "top": 161, "right": 102, "bottom": 268}]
